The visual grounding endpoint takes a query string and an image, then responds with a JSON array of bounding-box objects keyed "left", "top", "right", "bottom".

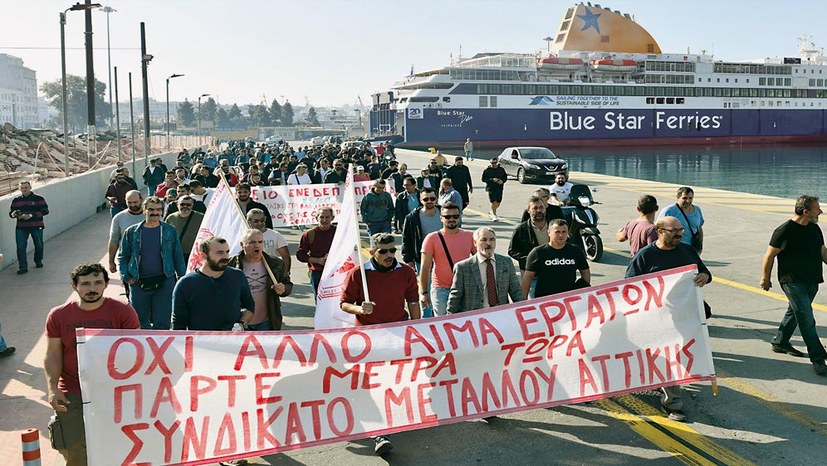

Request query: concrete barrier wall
[{"left": 0, "top": 151, "right": 183, "bottom": 270}]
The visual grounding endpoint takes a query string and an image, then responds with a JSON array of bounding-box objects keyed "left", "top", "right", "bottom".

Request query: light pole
[
  {"left": 100, "top": 5, "right": 116, "bottom": 130},
  {"left": 197, "top": 93, "right": 210, "bottom": 144},
  {"left": 128, "top": 72, "right": 136, "bottom": 176},
  {"left": 59, "top": 1, "right": 101, "bottom": 177},
  {"left": 166, "top": 73, "right": 184, "bottom": 149},
  {"left": 114, "top": 66, "right": 121, "bottom": 163}
]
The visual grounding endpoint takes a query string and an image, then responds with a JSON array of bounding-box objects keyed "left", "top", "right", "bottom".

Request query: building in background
[{"left": 0, "top": 54, "right": 38, "bottom": 129}]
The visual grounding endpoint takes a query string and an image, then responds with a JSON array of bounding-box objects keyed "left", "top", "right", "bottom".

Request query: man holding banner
[
  {"left": 44, "top": 262, "right": 140, "bottom": 464},
  {"left": 626, "top": 215, "right": 712, "bottom": 421},
  {"left": 340, "top": 232, "right": 421, "bottom": 455}
]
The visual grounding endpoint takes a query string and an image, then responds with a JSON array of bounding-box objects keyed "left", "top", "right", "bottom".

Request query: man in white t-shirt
[
  {"left": 246, "top": 208, "right": 291, "bottom": 272},
  {"left": 287, "top": 164, "right": 313, "bottom": 185},
  {"left": 549, "top": 173, "right": 573, "bottom": 206}
]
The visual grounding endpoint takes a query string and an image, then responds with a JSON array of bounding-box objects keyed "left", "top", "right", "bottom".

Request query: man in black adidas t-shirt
[
  {"left": 522, "top": 219, "right": 590, "bottom": 298},
  {"left": 760, "top": 194, "right": 827, "bottom": 376}
]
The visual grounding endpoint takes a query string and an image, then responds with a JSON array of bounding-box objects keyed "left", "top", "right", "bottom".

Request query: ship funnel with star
[{"left": 551, "top": 3, "right": 661, "bottom": 54}]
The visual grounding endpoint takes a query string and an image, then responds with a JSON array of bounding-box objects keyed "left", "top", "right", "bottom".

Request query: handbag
[
  {"left": 676, "top": 204, "right": 703, "bottom": 253},
  {"left": 137, "top": 275, "right": 166, "bottom": 291}
]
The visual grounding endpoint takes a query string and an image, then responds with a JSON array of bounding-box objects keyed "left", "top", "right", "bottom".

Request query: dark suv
[{"left": 496, "top": 147, "right": 568, "bottom": 184}]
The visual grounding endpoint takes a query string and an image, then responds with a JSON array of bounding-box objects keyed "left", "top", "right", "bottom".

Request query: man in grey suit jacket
[{"left": 447, "top": 227, "right": 524, "bottom": 313}]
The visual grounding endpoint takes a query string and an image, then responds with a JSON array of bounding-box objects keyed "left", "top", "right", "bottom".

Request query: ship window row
[
  {"left": 645, "top": 74, "right": 695, "bottom": 84},
  {"left": 758, "top": 77, "right": 793, "bottom": 86},
  {"left": 795, "top": 68, "right": 824, "bottom": 74},
  {"left": 450, "top": 69, "right": 524, "bottom": 81},
  {"left": 644, "top": 62, "right": 696, "bottom": 73},
  {"left": 808, "top": 79, "right": 827, "bottom": 87},
  {"left": 466, "top": 83, "right": 827, "bottom": 98},
  {"left": 714, "top": 63, "right": 792, "bottom": 75}
]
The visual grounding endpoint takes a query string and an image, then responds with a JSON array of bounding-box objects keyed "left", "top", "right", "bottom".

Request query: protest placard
[
  {"left": 250, "top": 180, "right": 396, "bottom": 227},
  {"left": 77, "top": 266, "right": 714, "bottom": 465}
]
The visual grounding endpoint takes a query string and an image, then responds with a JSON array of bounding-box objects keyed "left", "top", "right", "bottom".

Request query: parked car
[{"left": 497, "top": 146, "right": 568, "bottom": 184}]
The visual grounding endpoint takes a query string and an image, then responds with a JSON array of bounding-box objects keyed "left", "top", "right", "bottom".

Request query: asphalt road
[
  {"left": 252, "top": 148, "right": 827, "bottom": 465},
  {"left": 1, "top": 146, "right": 825, "bottom": 465}
]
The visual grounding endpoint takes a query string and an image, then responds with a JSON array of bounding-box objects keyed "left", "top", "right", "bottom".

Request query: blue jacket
[{"left": 118, "top": 221, "right": 186, "bottom": 283}]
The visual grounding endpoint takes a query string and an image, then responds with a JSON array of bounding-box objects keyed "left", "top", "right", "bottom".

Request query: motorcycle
[{"left": 562, "top": 184, "right": 604, "bottom": 262}]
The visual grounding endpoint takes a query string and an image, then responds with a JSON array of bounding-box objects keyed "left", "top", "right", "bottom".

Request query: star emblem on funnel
[{"left": 577, "top": 7, "right": 601, "bottom": 34}]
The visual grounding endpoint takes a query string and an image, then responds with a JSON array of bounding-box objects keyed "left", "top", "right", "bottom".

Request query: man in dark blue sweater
[
  {"left": 172, "top": 236, "right": 255, "bottom": 331},
  {"left": 626, "top": 216, "right": 711, "bottom": 423}
]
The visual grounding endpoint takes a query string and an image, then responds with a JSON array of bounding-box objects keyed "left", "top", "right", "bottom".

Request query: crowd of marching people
[{"left": 5, "top": 136, "right": 826, "bottom": 464}]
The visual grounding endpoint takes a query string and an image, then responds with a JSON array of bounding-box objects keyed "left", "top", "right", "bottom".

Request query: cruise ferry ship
[{"left": 369, "top": 3, "right": 827, "bottom": 147}]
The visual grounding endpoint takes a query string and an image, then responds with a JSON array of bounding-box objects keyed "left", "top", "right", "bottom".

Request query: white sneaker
[{"left": 492, "top": 215, "right": 500, "bottom": 222}]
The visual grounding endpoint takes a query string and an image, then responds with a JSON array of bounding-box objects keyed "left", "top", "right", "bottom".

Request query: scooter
[{"left": 562, "top": 184, "right": 603, "bottom": 262}]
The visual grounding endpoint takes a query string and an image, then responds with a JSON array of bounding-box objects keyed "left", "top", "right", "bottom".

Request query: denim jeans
[
  {"left": 431, "top": 287, "right": 451, "bottom": 317},
  {"left": 147, "top": 184, "right": 158, "bottom": 196},
  {"left": 0, "top": 320, "right": 8, "bottom": 351},
  {"left": 129, "top": 277, "right": 175, "bottom": 329},
  {"left": 415, "top": 262, "right": 433, "bottom": 318},
  {"left": 110, "top": 205, "right": 124, "bottom": 217},
  {"left": 16, "top": 227, "right": 44, "bottom": 271},
  {"left": 773, "top": 282, "right": 827, "bottom": 363},
  {"left": 310, "top": 270, "right": 323, "bottom": 301},
  {"left": 367, "top": 221, "right": 392, "bottom": 237},
  {"left": 247, "top": 320, "right": 273, "bottom": 331}
]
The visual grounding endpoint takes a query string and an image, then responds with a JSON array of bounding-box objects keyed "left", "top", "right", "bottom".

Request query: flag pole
[
  {"left": 349, "top": 165, "right": 371, "bottom": 303},
  {"left": 217, "top": 170, "right": 280, "bottom": 286}
]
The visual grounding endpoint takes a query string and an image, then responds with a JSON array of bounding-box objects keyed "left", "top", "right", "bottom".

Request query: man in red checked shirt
[{"left": 340, "top": 232, "right": 420, "bottom": 456}]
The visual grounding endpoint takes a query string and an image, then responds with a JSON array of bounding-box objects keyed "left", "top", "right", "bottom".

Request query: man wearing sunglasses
[
  {"left": 402, "top": 188, "right": 443, "bottom": 317},
  {"left": 626, "top": 215, "right": 711, "bottom": 423},
  {"left": 340, "top": 233, "right": 421, "bottom": 456},
  {"left": 420, "top": 202, "right": 476, "bottom": 316}
]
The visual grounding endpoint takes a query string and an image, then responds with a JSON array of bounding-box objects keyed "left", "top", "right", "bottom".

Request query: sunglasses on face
[
  {"left": 442, "top": 214, "right": 460, "bottom": 219},
  {"left": 376, "top": 248, "right": 397, "bottom": 255},
  {"left": 422, "top": 197, "right": 437, "bottom": 201}
]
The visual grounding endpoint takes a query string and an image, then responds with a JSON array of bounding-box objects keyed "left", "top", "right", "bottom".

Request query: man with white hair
[
  {"left": 447, "top": 227, "right": 523, "bottom": 313},
  {"left": 228, "top": 229, "right": 293, "bottom": 331}
]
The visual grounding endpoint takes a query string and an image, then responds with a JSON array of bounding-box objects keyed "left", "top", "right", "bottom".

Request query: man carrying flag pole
[
  {"left": 314, "top": 166, "right": 365, "bottom": 329},
  {"left": 186, "top": 171, "right": 283, "bottom": 288},
  {"left": 337, "top": 167, "right": 421, "bottom": 456}
]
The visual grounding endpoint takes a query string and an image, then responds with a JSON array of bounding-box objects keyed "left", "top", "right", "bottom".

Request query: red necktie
[{"left": 486, "top": 258, "right": 498, "bottom": 307}]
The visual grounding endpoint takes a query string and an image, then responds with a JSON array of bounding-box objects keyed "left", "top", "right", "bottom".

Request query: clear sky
[{"left": 4, "top": 0, "right": 826, "bottom": 107}]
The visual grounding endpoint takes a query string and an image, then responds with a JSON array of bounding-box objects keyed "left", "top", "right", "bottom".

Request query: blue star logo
[{"left": 577, "top": 7, "right": 601, "bottom": 34}]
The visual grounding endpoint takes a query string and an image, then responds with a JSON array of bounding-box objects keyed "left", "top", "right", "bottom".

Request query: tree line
[{"left": 39, "top": 74, "right": 321, "bottom": 132}]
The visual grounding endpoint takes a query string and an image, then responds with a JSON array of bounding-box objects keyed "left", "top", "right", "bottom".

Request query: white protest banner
[
  {"left": 186, "top": 179, "right": 247, "bottom": 272},
  {"left": 250, "top": 180, "right": 396, "bottom": 227},
  {"left": 77, "top": 266, "right": 714, "bottom": 466},
  {"left": 314, "top": 169, "right": 359, "bottom": 329}
]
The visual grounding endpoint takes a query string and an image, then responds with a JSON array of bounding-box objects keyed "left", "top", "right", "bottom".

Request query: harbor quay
[{"left": 0, "top": 147, "right": 825, "bottom": 465}]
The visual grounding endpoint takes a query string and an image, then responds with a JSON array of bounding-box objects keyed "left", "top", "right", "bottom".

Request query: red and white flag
[
  {"left": 314, "top": 169, "right": 360, "bottom": 329},
  {"left": 186, "top": 179, "right": 246, "bottom": 272}
]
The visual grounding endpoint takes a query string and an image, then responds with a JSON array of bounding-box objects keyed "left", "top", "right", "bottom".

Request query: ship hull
[{"left": 379, "top": 107, "right": 827, "bottom": 148}]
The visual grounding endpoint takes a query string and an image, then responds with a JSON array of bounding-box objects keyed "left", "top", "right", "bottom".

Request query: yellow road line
[
  {"left": 610, "top": 395, "right": 756, "bottom": 466},
  {"left": 596, "top": 397, "right": 753, "bottom": 466},
  {"left": 716, "top": 371, "right": 827, "bottom": 435},
  {"left": 712, "top": 276, "right": 827, "bottom": 313}
]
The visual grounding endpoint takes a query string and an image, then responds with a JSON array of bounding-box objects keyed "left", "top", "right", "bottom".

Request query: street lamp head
[
  {"left": 200, "top": 93, "right": 210, "bottom": 98},
  {"left": 69, "top": 2, "right": 102, "bottom": 11},
  {"left": 101, "top": 6, "right": 116, "bottom": 13},
  {"left": 142, "top": 54, "right": 154, "bottom": 62},
  {"left": 169, "top": 74, "right": 184, "bottom": 79}
]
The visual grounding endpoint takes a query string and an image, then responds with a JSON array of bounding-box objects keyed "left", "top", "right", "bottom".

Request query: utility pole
[
  {"left": 84, "top": 0, "right": 97, "bottom": 168},
  {"left": 140, "top": 22, "right": 152, "bottom": 167},
  {"left": 114, "top": 66, "right": 121, "bottom": 163},
  {"left": 129, "top": 72, "right": 136, "bottom": 177},
  {"left": 101, "top": 6, "right": 116, "bottom": 129}
]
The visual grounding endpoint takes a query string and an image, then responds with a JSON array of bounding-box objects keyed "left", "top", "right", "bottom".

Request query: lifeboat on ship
[
  {"left": 538, "top": 56, "right": 584, "bottom": 71},
  {"left": 590, "top": 58, "right": 638, "bottom": 72}
]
